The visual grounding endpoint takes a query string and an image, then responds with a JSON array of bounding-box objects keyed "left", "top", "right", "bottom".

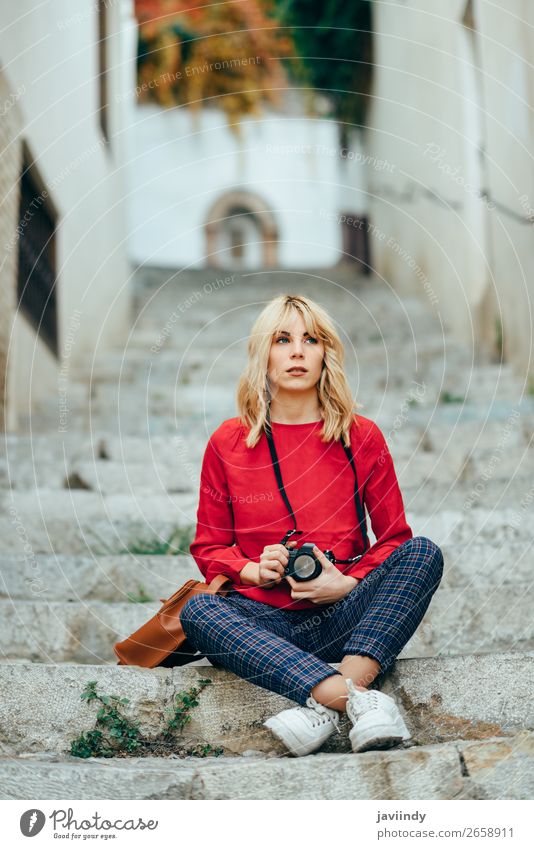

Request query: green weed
[
  {"left": 439, "top": 391, "right": 465, "bottom": 405},
  {"left": 494, "top": 317, "right": 504, "bottom": 363},
  {"left": 126, "top": 585, "right": 154, "bottom": 603},
  {"left": 120, "top": 524, "right": 195, "bottom": 556},
  {"left": 70, "top": 678, "right": 223, "bottom": 759}
]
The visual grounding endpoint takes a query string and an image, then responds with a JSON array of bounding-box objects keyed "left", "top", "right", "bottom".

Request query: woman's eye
[{"left": 275, "top": 336, "right": 318, "bottom": 344}]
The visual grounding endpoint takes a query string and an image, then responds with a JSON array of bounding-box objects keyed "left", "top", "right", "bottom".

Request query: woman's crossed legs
[{"left": 181, "top": 536, "right": 443, "bottom": 710}]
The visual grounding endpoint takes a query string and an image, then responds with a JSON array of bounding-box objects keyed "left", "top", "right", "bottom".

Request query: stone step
[
  {"left": 39, "top": 402, "right": 534, "bottom": 440},
  {"left": 0, "top": 554, "right": 196, "bottom": 601},
  {"left": 63, "top": 461, "right": 196, "bottom": 495},
  {"left": 0, "top": 654, "right": 532, "bottom": 757},
  {"left": 20, "top": 393, "right": 534, "bottom": 438},
  {"left": 84, "top": 371, "right": 529, "bottom": 405},
  {"left": 3, "top": 417, "right": 532, "bottom": 492},
  {"left": 5, "top": 454, "right": 521, "bottom": 497},
  {"left": 1, "top": 490, "right": 197, "bottom": 523},
  {"left": 3, "top": 447, "right": 533, "bottom": 496},
  {"left": 0, "top": 431, "right": 207, "bottom": 466},
  {"left": 402, "top": 478, "right": 534, "bottom": 513},
  {"left": 0, "top": 517, "right": 194, "bottom": 555},
  {"left": 0, "top": 504, "right": 531, "bottom": 555},
  {"left": 0, "top": 542, "right": 529, "bottom": 602},
  {"left": 416, "top": 418, "right": 534, "bottom": 452},
  {"left": 1, "top": 578, "right": 532, "bottom": 663},
  {"left": 409, "top": 508, "right": 534, "bottom": 546},
  {"left": 1, "top": 732, "right": 533, "bottom": 799},
  {"left": 83, "top": 364, "right": 524, "bottom": 412}
]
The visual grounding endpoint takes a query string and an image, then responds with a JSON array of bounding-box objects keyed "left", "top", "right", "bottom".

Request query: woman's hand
[
  {"left": 239, "top": 541, "right": 298, "bottom": 588},
  {"left": 286, "top": 546, "right": 360, "bottom": 604}
]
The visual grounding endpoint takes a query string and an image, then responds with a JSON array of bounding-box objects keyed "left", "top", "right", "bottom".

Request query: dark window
[
  {"left": 340, "top": 213, "right": 371, "bottom": 274},
  {"left": 17, "top": 143, "right": 59, "bottom": 357},
  {"left": 98, "top": 0, "right": 109, "bottom": 143}
]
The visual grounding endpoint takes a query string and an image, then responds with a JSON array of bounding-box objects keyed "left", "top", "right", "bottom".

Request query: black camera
[{"left": 283, "top": 540, "right": 335, "bottom": 582}]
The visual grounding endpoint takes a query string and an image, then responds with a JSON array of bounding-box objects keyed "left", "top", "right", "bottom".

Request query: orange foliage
[{"left": 134, "top": 0, "right": 293, "bottom": 126}]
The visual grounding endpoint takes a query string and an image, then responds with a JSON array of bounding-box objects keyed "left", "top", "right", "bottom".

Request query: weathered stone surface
[
  {"left": 2, "top": 501, "right": 533, "bottom": 555},
  {"left": 456, "top": 732, "right": 534, "bottom": 800},
  {"left": 439, "top": 542, "right": 533, "bottom": 587},
  {"left": 0, "top": 655, "right": 531, "bottom": 756},
  {"left": 0, "top": 490, "right": 197, "bottom": 522},
  {"left": 392, "top": 449, "right": 467, "bottom": 488},
  {"left": 424, "top": 420, "right": 530, "bottom": 453},
  {"left": 0, "top": 600, "right": 159, "bottom": 663},
  {"left": 399, "top": 583, "right": 534, "bottom": 657},
  {"left": 383, "top": 653, "right": 534, "bottom": 745},
  {"left": 403, "top": 477, "right": 534, "bottom": 512},
  {"left": 0, "top": 543, "right": 530, "bottom": 603},
  {"left": 460, "top": 446, "right": 534, "bottom": 481},
  {"left": 0, "top": 510, "right": 197, "bottom": 555},
  {"left": 2, "top": 735, "right": 532, "bottom": 800},
  {"left": 65, "top": 461, "right": 195, "bottom": 495},
  {"left": 409, "top": 508, "right": 534, "bottom": 546},
  {"left": 1, "top": 580, "right": 532, "bottom": 662},
  {"left": 0, "top": 432, "right": 206, "bottom": 466},
  {"left": 0, "top": 554, "right": 197, "bottom": 601}
]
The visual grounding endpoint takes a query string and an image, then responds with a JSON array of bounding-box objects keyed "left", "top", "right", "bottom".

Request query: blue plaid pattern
[{"left": 181, "top": 536, "right": 443, "bottom": 705}]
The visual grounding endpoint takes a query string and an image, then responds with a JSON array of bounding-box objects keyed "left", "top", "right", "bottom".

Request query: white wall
[
  {"left": 365, "top": 0, "right": 488, "bottom": 342},
  {"left": 0, "top": 0, "right": 131, "bottom": 414},
  {"left": 475, "top": 0, "right": 534, "bottom": 374},
  {"left": 365, "top": 0, "right": 534, "bottom": 378},
  {"left": 124, "top": 101, "right": 350, "bottom": 269}
]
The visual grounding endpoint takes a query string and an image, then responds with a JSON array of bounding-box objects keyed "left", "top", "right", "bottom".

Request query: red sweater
[{"left": 190, "top": 414, "right": 412, "bottom": 609}]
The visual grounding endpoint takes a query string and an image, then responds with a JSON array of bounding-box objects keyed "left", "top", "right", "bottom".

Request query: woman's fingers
[
  {"left": 261, "top": 553, "right": 287, "bottom": 570},
  {"left": 264, "top": 544, "right": 289, "bottom": 560},
  {"left": 260, "top": 569, "right": 283, "bottom": 585},
  {"left": 260, "top": 561, "right": 285, "bottom": 582},
  {"left": 264, "top": 555, "right": 286, "bottom": 568}
]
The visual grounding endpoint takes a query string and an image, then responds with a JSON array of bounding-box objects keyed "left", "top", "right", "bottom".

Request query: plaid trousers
[{"left": 181, "top": 535, "right": 443, "bottom": 705}]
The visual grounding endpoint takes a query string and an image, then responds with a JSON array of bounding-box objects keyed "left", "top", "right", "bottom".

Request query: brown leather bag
[{"left": 114, "top": 573, "right": 233, "bottom": 668}]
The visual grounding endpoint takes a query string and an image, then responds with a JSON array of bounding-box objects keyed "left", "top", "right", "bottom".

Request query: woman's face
[{"left": 267, "top": 311, "right": 325, "bottom": 394}]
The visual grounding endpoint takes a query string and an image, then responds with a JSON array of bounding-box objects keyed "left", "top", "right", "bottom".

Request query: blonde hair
[{"left": 236, "top": 294, "right": 361, "bottom": 448}]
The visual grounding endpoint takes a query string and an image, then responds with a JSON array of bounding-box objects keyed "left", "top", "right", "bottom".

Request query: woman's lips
[{"left": 286, "top": 368, "right": 308, "bottom": 375}]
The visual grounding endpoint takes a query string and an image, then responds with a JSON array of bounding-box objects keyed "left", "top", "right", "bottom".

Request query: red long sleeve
[
  {"left": 189, "top": 415, "right": 412, "bottom": 610},
  {"left": 345, "top": 423, "right": 412, "bottom": 580},
  {"left": 189, "top": 436, "right": 253, "bottom": 583}
]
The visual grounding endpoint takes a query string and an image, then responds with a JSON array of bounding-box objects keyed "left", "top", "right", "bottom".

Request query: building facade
[
  {"left": 0, "top": 0, "right": 133, "bottom": 430},
  {"left": 366, "top": 0, "right": 534, "bottom": 378}
]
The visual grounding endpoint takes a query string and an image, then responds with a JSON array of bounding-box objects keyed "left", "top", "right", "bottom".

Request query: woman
[{"left": 181, "top": 294, "right": 443, "bottom": 757}]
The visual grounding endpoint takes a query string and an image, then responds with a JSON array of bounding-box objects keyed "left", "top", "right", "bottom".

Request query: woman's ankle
[{"left": 310, "top": 674, "right": 366, "bottom": 713}]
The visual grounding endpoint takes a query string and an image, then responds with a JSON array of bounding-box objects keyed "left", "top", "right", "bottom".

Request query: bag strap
[
  {"left": 264, "top": 409, "right": 369, "bottom": 556},
  {"left": 208, "top": 573, "right": 234, "bottom": 593}
]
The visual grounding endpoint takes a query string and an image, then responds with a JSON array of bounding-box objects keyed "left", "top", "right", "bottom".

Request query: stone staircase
[{"left": 1, "top": 266, "right": 533, "bottom": 799}]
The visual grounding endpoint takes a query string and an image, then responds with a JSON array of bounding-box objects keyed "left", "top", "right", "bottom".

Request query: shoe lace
[
  {"left": 345, "top": 678, "right": 381, "bottom": 718},
  {"left": 302, "top": 699, "right": 341, "bottom": 734}
]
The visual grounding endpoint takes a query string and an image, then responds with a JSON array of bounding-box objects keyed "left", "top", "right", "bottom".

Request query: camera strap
[{"left": 264, "top": 411, "right": 370, "bottom": 561}]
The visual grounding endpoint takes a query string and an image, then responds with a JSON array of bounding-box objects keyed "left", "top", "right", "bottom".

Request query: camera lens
[{"left": 293, "top": 553, "right": 317, "bottom": 579}]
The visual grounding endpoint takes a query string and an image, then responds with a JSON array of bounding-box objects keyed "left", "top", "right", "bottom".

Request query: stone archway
[{"left": 205, "top": 190, "right": 278, "bottom": 269}]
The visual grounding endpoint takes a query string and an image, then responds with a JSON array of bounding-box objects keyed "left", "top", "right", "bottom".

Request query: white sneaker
[
  {"left": 263, "top": 695, "right": 341, "bottom": 757},
  {"left": 345, "top": 678, "right": 411, "bottom": 753}
]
